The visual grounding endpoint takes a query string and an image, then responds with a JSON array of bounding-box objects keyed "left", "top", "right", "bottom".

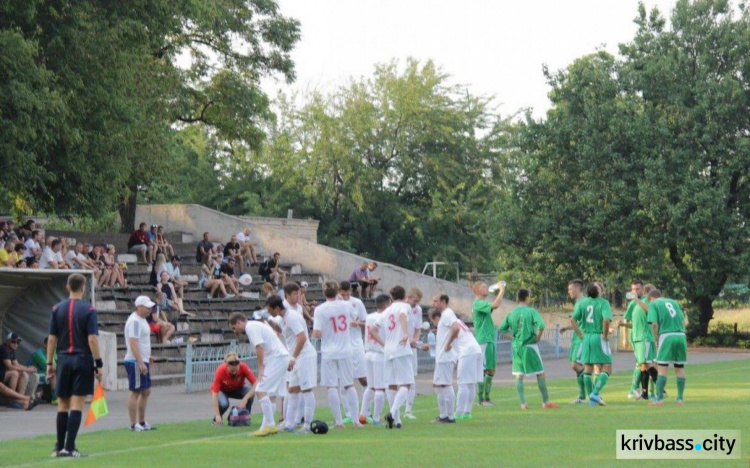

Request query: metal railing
[{"left": 184, "top": 326, "right": 620, "bottom": 393}]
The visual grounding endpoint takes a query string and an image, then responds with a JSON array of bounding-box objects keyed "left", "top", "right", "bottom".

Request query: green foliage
[
  {"left": 0, "top": 0, "right": 300, "bottom": 232},
  {"left": 497, "top": 0, "right": 750, "bottom": 336},
  {"left": 42, "top": 213, "right": 121, "bottom": 234}
]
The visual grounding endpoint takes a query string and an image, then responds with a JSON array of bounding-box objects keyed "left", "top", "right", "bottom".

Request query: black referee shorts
[{"left": 56, "top": 354, "right": 95, "bottom": 398}]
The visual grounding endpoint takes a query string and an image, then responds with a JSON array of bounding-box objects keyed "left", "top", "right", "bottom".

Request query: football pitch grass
[{"left": 2, "top": 359, "right": 748, "bottom": 468}]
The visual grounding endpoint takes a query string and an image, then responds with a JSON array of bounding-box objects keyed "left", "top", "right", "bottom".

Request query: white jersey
[
  {"left": 436, "top": 308, "right": 459, "bottom": 363},
  {"left": 365, "top": 312, "right": 384, "bottom": 356},
  {"left": 313, "top": 299, "right": 353, "bottom": 360},
  {"left": 40, "top": 247, "right": 63, "bottom": 269},
  {"left": 441, "top": 311, "right": 481, "bottom": 358},
  {"left": 236, "top": 231, "right": 249, "bottom": 243},
  {"left": 244, "top": 321, "right": 289, "bottom": 358},
  {"left": 409, "top": 304, "right": 422, "bottom": 338},
  {"left": 281, "top": 304, "right": 316, "bottom": 360},
  {"left": 379, "top": 302, "right": 412, "bottom": 360},
  {"left": 347, "top": 297, "right": 367, "bottom": 350},
  {"left": 124, "top": 312, "right": 151, "bottom": 362}
]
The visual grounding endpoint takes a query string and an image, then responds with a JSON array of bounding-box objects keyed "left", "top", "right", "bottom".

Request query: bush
[{"left": 42, "top": 212, "right": 120, "bottom": 233}]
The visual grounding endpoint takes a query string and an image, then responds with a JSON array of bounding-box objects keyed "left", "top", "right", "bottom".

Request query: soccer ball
[
  {"left": 421, "top": 321, "right": 430, "bottom": 331},
  {"left": 238, "top": 274, "right": 253, "bottom": 286},
  {"left": 358, "top": 414, "right": 367, "bottom": 425}
]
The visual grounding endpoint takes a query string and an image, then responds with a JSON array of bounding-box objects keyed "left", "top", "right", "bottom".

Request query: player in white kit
[
  {"left": 442, "top": 304, "right": 483, "bottom": 420},
  {"left": 269, "top": 284, "right": 318, "bottom": 433},
  {"left": 228, "top": 312, "right": 289, "bottom": 436},
  {"left": 312, "top": 281, "right": 361, "bottom": 428},
  {"left": 379, "top": 285, "right": 414, "bottom": 429},
  {"left": 430, "top": 294, "right": 458, "bottom": 423},
  {"left": 360, "top": 294, "right": 391, "bottom": 425},
  {"left": 404, "top": 287, "right": 423, "bottom": 419},
  {"left": 338, "top": 281, "right": 368, "bottom": 423}
]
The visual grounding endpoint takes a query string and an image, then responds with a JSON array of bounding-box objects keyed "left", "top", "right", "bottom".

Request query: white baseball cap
[
  {"left": 300, "top": 281, "right": 309, "bottom": 289},
  {"left": 134, "top": 296, "right": 156, "bottom": 309}
]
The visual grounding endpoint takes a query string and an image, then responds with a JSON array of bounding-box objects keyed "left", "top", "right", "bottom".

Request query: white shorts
[
  {"left": 366, "top": 357, "right": 386, "bottom": 389},
  {"left": 411, "top": 348, "right": 419, "bottom": 376},
  {"left": 320, "top": 357, "right": 354, "bottom": 388},
  {"left": 385, "top": 355, "right": 415, "bottom": 386},
  {"left": 457, "top": 353, "right": 483, "bottom": 385},
  {"left": 351, "top": 347, "right": 367, "bottom": 379},
  {"left": 433, "top": 361, "right": 456, "bottom": 386},
  {"left": 288, "top": 355, "right": 317, "bottom": 391},
  {"left": 256, "top": 355, "right": 288, "bottom": 396}
]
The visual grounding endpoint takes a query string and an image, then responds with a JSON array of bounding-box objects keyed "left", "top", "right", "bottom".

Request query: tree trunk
[
  {"left": 690, "top": 295, "right": 714, "bottom": 338},
  {"left": 118, "top": 185, "right": 138, "bottom": 233}
]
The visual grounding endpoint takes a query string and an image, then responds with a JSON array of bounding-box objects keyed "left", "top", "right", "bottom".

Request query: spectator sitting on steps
[
  {"left": 236, "top": 228, "right": 259, "bottom": 266},
  {"left": 220, "top": 257, "right": 241, "bottom": 297},
  {"left": 202, "top": 248, "right": 230, "bottom": 299},
  {"left": 154, "top": 226, "right": 174, "bottom": 260},
  {"left": 127, "top": 222, "right": 151, "bottom": 264},
  {"left": 165, "top": 256, "right": 187, "bottom": 299},
  {"left": 23, "top": 229, "right": 43, "bottom": 261},
  {"left": 0, "top": 239, "right": 16, "bottom": 267},
  {"left": 258, "top": 252, "right": 287, "bottom": 288},
  {"left": 156, "top": 270, "right": 192, "bottom": 317},
  {"left": 1, "top": 333, "right": 39, "bottom": 402},
  {"left": 147, "top": 303, "right": 175, "bottom": 344},
  {"left": 40, "top": 238, "right": 68, "bottom": 270},
  {"left": 196, "top": 232, "right": 213, "bottom": 264},
  {"left": 223, "top": 235, "right": 244, "bottom": 274}
]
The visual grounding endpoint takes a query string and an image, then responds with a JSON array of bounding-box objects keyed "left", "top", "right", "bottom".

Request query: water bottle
[{"left": 231, "top": 407, "right": 239, "bottom": 419}]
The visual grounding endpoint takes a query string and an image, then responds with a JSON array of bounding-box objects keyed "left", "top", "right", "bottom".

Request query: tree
[{"left": 498, "top": 0, "right": 750, "bottom": 336}]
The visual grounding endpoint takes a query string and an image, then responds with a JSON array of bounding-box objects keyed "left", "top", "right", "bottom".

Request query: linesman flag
[{"left": 84, "top": 383, "right": 109, "bottom": 426}]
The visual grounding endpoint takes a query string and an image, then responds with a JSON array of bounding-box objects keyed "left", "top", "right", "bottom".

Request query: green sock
[
  {"left": 631, "top": 367, "right": 641, "bottom": 393},
  {"left": 477, "top": 381, "right": 486, "bottom": 400},
  {"left": 515, "top": 379, "right": 526, "bottom": 405},
  {"left": 583, "top": 373, "right": 593, "bottom": 396},
  {"left": 676, "top": 377, "right": 686, "bottom": 400},
  {"left": 656, "top": 375, "right": 667, "bottom": 401},
  {"left": 593, "top": 373, "right": 599, "bottom": 387},
  {"left": 594, "top": 371, "right": 609, "bottom": 396},
  {"left": 483, "top": 375, "right": 493, "bottom": 400},
  {"left": 537, "top": 377, "right": 549, "bottom": 403},
  {"left": 576, "top": 369, "right": 586, "bottom": 399}
]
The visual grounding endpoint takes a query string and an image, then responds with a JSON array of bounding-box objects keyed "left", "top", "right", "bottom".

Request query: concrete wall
[
  {"left": 238, "top": 216, "right": 319, "bottom": 243},
  {"left": 136, "top": 204, "right": 507, "bottom": 317}
]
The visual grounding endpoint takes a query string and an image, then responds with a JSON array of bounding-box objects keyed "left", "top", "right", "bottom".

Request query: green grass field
[{"left": 2, "top": 360, "right": 749, "bottom": 468}]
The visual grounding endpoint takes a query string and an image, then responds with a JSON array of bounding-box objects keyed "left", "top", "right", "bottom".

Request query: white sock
[
  {"left": 259, "top": 396, "right": 275, "bottom": 428},
  {"left": 446, "top": 386, "right": 456, "bottom": 418},
  {"left": 436, "top": 387, "right": 447, "bottom": 418},
  {"left": 303, "top": 391, "right": 315, "bottom": 429},
  {"left": 285, "top": 393, "right": 300, "bottom": 429},
  {"left": 406, "top": 385, "right": 416, "bottom": 413},
  {"left": 457, "top": 384, "right": 469, "bottom": 415},
  {"left": 392, "top": 386, "right": 409, "bottom": 424},
  {"left": 373, "top": 390, "right": 385, "bottom": 422},
  {"left": 345, "top": 386, "right": 360, "bottom": 424},
  {"left": 386, "top": 389, "right": 396, "bottom": 409},
  {"left": 328, "top": 388, "right": 343, "bottom": 425},
  {"left": 360, "top": 387, "right": 374, "bottom": 416},
  {"left": 464, "top": 383, "right": 476, "bottom": 414},
  {"left": 339, "top": 385, "right": 349, "bottom": 418}
]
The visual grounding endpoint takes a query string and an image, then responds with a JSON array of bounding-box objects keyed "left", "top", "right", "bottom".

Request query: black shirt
[
  {"left": 0, "top": 344, "right": 13, "bottom": 373},
  {"left": 223, "top": 242, "right": 240, "bottom": 258},
  {"left": 48, "top": 298, "right": 98, "bottom": 356},
  {"left": 196, "top": 240, "right": 213, "bottom": 262},
  {"left": 220, "top": 263, "right": 235, "bottom": 277}
]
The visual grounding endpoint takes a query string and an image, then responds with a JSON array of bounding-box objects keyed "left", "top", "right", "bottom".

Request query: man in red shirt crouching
[{"left": 211, "top": 352, "right": 257, "bottom": 425}]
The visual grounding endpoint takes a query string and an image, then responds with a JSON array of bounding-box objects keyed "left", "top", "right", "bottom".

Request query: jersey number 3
[{"left": 388, "top": 314, "right": 397, "bottom": 331}]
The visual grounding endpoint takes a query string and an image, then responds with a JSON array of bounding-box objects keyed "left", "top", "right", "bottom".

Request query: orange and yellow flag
[{"left": 84, "top": 383, "right": 109, "bottom": 427}]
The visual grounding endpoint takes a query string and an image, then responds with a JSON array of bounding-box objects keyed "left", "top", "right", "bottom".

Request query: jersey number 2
[{"left": 586, "top": 306, "right": 595, "bottom": 323}]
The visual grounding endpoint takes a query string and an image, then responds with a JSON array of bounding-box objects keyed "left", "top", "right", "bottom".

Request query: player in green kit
[
  {"left": 619, "top": 280, "right": 658, "bottom": 400},
  {"left": 646, "top": 289, "right": 687, "bottom": 406},
  {"left": 472, "top": 281, "right": 505, "bottom": 406},
  {"left": 498, "top": 289, "right": 559, "bottom": 410},
  {"left": 570, "top": 283, "right": 612, "bottom": 407},
  {"left": 560, "top": 279, "right": 586, "bottom": 403}
]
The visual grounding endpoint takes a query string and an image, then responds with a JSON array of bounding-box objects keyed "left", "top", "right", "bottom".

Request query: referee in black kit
[{"left": 46, "top": 273, "right": 103, "bottom": 458}]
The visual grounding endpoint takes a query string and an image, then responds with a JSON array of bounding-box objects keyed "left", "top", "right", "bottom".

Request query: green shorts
[
  {"left": 633, "top": 340, "right": 656, "bottom": 364},
  {"left": 656, "top": 333, "right": 687, "bottom": 365},
  {"left": 569, "top": 335, "right": 583, "bottom": 363},
  {"left": 512, "top": 344, "right": 544, "bottom": 376},
  {"left": 580, "top": 334, "right": 612, "bottom": 365},
  {"left": 480, "top": 342, "right": 496, "bottom": 370}
]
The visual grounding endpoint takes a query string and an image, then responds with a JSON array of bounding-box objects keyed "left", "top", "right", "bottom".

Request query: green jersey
[
  {"left": 623, "top": 297, "right": 653, "bottom": 343},
  {"left": 498, "top": 305, "right": 545, "bottom": 348},
  {"left": 647, "top": 298, "right": 686, "bottom": 335},
  {"left": 572, "top": 297, "right": 613, "bottom": 334},
  {"left": 472, "top": 298, "right": 495, "bottom": 344}
]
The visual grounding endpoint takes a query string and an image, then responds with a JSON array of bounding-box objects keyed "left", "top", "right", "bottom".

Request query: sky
[{"left": 264, "top": 0, "right": 679, "bottom": 118}]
